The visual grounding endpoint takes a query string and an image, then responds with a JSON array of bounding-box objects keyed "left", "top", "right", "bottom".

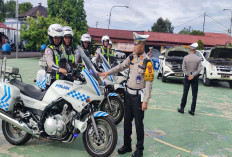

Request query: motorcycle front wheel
[
  {"left": 100, "top": 96, "right": 124, "bottom": 125},
  {"left": 82, "top": 116, "right": 118, "bottom": 157}
]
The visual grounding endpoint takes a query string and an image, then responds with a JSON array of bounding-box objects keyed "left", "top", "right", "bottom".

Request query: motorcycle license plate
[{"left": 175, "top": 73, "right": 183, "bottom": 77}]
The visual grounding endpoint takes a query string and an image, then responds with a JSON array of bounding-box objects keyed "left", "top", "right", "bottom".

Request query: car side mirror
[{"left": 159, "top": 56, "right": 164, "bottom": 60}]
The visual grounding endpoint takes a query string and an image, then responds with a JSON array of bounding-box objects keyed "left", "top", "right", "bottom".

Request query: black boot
[
  {"left": 118, "top": 145, "right": 132, "bottom": 154},
  {"left": 131, "top": 149, "right": 143, "bottom": 157},
  {"left": 177, "top": 108, "right": 184, "bottom": 114},
  {"left": 188, "top": 110, "right": 194, "bottom": 116}
]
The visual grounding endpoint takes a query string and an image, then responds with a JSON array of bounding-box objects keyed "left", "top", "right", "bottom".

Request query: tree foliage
[
  {"left": 20, "top": 13, "right": 78, "bottom": 50},
  {"left": 4, "top": 0, "right": 16, "bottom": 18},
  {"left": 0, "top": 0, "right": 5, "bottom": 22},
  {"left": 197, "top": 40, "right": 204, "bottom": 50},
  {"left": 47, "top": 0, "right": 88, "bottom": 45},
  {"left": 19, "top": 2, "right": 33, "bottom": 15},
  {"left": 179, "top": 26, "right": 205, "bottom": 36},
  {"left": 151, "top": 17, "right": 174, "bottom": 33}
]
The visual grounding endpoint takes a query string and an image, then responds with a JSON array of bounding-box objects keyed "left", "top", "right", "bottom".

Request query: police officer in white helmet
[
  {"left": 63, "top": 26, "right": 75, "bottom": 69},
  {"left": 95, "top": 35, "right": 110, "bottom": 64},
  {"left": 45, "top": 24, "right": 70, "bottom": 87},
  {"left": 74, "top": 33, "right": 92, "bottom": 67}
]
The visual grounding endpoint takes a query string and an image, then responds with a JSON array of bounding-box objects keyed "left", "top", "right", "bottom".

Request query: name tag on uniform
[{"left": 136, "top": 76, "right": 141, "bottom": 84}]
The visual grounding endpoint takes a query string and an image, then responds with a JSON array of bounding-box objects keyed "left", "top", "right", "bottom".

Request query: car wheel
[
  {"left": 161, "top": 69, "right": 167, "bottom": 82},
  {"left": 203, "top": 70, "right": 210, "bottom": 86},
  {"left": 229, "top": 81, "right": 232, "bottom": 89}
]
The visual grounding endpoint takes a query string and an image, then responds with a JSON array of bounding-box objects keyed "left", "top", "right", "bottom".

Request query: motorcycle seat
[{"left": 10, "top": 79, "right": 46, "bottom": 101}]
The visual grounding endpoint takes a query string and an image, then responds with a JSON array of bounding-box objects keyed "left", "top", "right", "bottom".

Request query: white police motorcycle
[
  {"left": 36, "top": 46, "right": 124, "bottom": 125},
  {"left": 0, "top": 46, "right": 117, "bottom": 157}
]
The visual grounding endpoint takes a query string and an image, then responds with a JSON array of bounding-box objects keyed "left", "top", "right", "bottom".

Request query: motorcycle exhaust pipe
[{"left": 0, "top": 111, "right": 36, "bottom": 136}]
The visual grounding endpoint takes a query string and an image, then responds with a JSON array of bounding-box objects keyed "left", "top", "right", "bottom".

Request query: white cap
[
  {"left": 109, "top": 40, "right": 112, "bottom": 45},
  {"left": 190, "top": 43, "right": 198, "bottom": 49},
  {"left": 133, "top": 32, "right": 149, "bottom": 45},
  {"left": 149, "top": 47, "right": 153, "bottom": 50}
]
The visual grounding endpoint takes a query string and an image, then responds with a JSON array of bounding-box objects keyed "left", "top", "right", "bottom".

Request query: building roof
[
  {"left": 88, "top": 27, "right": 230, "bottom": 47},
  {"left": 18, "top": 3, "right": 47, "bottom": 19},
  {"left": 0, "top": 22, "right": 16, "bottom": 30}
]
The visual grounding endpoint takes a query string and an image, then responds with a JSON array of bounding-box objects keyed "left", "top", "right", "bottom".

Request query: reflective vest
[
  {"left": 49, "top": 45, "right": 68, "bottom": 80},
  {"left": 101, "top": 47, "right": 114, "bottom": 63}
]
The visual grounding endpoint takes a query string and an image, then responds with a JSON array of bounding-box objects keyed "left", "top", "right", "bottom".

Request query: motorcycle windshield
[
  {"left": 99, "top": 51, "right": 111, "bottom": 70},
  {"left": 77, "top": 46, "right": 101, "bottom": 83}
]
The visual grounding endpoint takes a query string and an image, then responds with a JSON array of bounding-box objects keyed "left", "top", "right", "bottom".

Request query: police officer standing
[
  {"left": 177, "top": 43, "right": 202, "bottom": 116},
  {"left": 45, "top": 24, "right": 70, "bottom": 86},
  {"left": 62, "top": 26, "right": 75, "bottom": 69},
  {"left": 98, "top": 32, "right": 154, "bottom": 157}
]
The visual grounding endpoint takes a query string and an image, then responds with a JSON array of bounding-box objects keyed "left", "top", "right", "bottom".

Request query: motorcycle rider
[
  {"left": 63, "top": 26, "right": 75, "bottom": 70},
  {"left": 108, "top": 40, "right": 116, "bottom": 65},
  {"left": 75, "top": 33, "right": 92, "bottom": 64},
  {"left": 45, "top": 24, "right": 70, "bottom": 87},
  {"left": 95, "top": 35, "right": 111, "bottom": 64}
]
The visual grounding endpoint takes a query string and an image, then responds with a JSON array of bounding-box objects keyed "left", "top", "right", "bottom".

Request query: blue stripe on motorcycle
[
  {"left": 84, "top": 69, "right": 100, "bottom": 91},
  {"left": 102, "top": 63, "right": 114, "bottom": 82},
  {"left": 5, "top": 86, "right": 11, "bottom": 102},
  {"left": 94, "top": 112, "right": 103, "bottom": 117},
  {"left": 83, "top": 69, "right": 100, "bottom": 96},
  {"left": 1, "top": 85, "right": 7, "bottom": 101}
]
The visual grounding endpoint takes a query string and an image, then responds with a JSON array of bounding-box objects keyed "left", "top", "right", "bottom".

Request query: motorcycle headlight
[
  {"left": 210, "top": 64, "right": 216, "bottom": 71},
  {"left": 165, "top": 61, "right": 172, "bottom": 68}
]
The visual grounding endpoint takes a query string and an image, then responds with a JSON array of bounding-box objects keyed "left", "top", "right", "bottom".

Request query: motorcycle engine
[
  {"left": 44, "top": 114, "right": 66, "bottom": 136},
  {"left": 44, "top": 104, "right": 76, "bottom": 137}
]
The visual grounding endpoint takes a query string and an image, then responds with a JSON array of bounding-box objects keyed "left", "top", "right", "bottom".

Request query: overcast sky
[{"left": 7, "top": 0, "right": 232, "bottom": 34}]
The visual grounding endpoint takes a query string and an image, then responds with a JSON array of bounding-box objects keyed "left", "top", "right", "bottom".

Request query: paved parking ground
[{"left": 0, "top": 58, "right": 232, "bottom": 157}]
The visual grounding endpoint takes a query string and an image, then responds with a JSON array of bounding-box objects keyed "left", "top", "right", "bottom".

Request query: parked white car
[
  {"left": 197, "top": 46, "right": 232, "bottom": 88},
  {"left": 158, "top": 46, "right": 190, "bottom": 82},
  {"left": 114, "top": 50, "right": 126, "bottom": 59}
]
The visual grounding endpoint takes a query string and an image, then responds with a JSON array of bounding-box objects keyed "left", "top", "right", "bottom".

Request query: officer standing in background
[
  {"left": 98, "top": 32, "right": 154, "bottom": 157},
  {"left": 177, "top": 43, "right": 202, "bottom": 116},
  {"left": 63, "top": 26, "right": 75, "bottom": 69},
  {"left": 45, "top": 24, "right": 70, "bottom": 87}
]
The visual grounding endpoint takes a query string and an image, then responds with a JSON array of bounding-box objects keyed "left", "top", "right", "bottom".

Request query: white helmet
[
  {"left": 81, "top": 33, "right": 91, "bottom": 42},
  {"left": 48, "top": 24, "right": 63, "bottom": 38},
  {"left": 101, "top": 35, "right": 110, "bottom": 44},
  {"left": 109, "top": 40, "right": 112, "bottom": 45},
  {"left": 63, "top": 26, "right": 73, "bottom": 37}
]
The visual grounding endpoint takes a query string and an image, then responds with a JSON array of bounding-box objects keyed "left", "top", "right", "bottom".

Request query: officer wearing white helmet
[
  {"left": 74, "top": 33, "right": 92, "bottom": 67},
  {"left": 177, "top": 42, "right": 202, "bottom": 116},
  {"left": 45, "top": 24, "right": 70, "bottom": 86},
  {"left": 99, "top": 32, "right": 154, "bottom": 157},
  {"left": 62, "top": 26, "right": 75, "bottom": 69},
  {"left": 95, "top": 35, "right": 110, "bottom": 64}
]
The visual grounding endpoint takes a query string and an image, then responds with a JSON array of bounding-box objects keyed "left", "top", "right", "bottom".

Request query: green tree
[
  {"left": 47, "top": 0, "right": 88, "bottom": 45},
  {"left": 19, "top": 2, "right": 33, "bottom": 14},
  {"left": 0, "top": 0, "right": 5, "bottom": 22},
  {"left": 197, "top": 40, "right": 204, "bottom": 50},
  {"left": 4, "top": 0, "right": 16, "bottom": 18},
  {"left": 179, "top": 26, "right": 204, "bottom": 36},
  {"left": 151, "top": 17, "right": 174, "bottom": 33},
  {"left": 20, "top": 13, "right": 69, "bottom": 50}
]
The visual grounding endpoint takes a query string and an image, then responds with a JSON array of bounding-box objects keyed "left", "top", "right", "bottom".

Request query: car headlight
[
  {"left": 210, "top": 64, "right": 216, "bottom": 71},
  {"left": 165, "top": 62, "right": 172, "bottom": 68}
]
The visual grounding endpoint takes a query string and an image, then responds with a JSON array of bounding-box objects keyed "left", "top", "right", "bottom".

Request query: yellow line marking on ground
[
  {"left": 149, "top": 107, "right": 232, "bottom": 119},
  {"left": 153, "top": 138, "right": 208, "bottom": 157}
]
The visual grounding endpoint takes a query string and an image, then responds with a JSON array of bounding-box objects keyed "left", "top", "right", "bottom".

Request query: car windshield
[
  {"left": 209, "top": 48, "right": 232, "bottom": 60},
  {"left": 77, "top": 46, "right": 100, "bottom": 81}
]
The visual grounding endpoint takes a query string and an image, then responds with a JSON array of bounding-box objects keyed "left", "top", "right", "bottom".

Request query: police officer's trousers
[
  {"left": 124, "top": 91, "right": 144, "bottom": 151},
  {"left": 180, "top": 76, "right": 199, "bottom": 112}
]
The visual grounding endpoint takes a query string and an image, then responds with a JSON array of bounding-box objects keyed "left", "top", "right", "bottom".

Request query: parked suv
[
  {"left": 158, "top": 46, "right": 190, "bottom": 82},
  {"left": 200, "top": 46, "right": 232, "bottom": 88}
]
